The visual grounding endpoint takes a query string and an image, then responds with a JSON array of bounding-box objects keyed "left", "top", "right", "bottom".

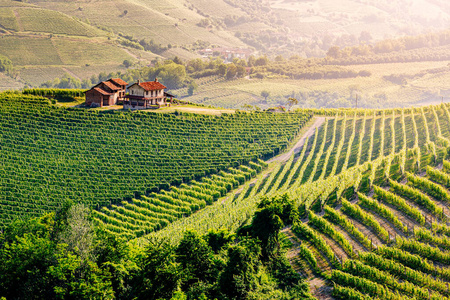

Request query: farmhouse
[
  {"left": 85, "top": 78, "right": 128, "bottom": 107},
  {"left": 124, "top": 79, "right": 172, "bottom": 110}
]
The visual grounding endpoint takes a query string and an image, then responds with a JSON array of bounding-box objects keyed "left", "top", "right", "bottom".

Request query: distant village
[{"left": 85, "top": 78, "right": 175, "bottom": 110}]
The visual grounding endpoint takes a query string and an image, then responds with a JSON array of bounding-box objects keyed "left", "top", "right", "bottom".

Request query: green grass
[
  {"left": 147, "top": 105, "right": 236, "bottom": 115},
  {"left": 52, "top": 38, "right": 131, "bottom": 66},
  {"left": 0, "top": 7, "right": 19, "bottom": 31},
  {"left": 177, "top": 60, "right": 450, "bottom": 109},
  {"left": 0, "top": 36, "right": 63, "bottom": 65},
  {"left": 15, "top": 7, "right": 105, "bottom": 37}
]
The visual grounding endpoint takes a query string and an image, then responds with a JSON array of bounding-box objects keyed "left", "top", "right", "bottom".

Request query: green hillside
[
  {"left": 0, "top": 1, "right": 160, "bottom": 89},
  {"left": 3, "top": 90, "right": 450, "bottom": 298},
  {"left": 1, "top": 1, "right": 450, "bottom": 296},
  {"left": 0, "top": 0, "right": 448, "bottom": 91},
  {"left": 0, "top": 91, "right": 311, "bottom": 228},
  {"left": 143, "top": 103, "right": 450, "bottom": 299}
]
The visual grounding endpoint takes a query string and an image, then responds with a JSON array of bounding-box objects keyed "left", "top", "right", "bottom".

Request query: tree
[
  {"left": 287, "top": 97, "right": 299, "bottom": 111},
  {"left": 48, "top": 250, "right": 114, "bottom": 300},
  {"left": 58, "top": 204, "right": 95, "bottom": 262},
  {"left": 0, "top": 55, "right": 14, "bottom": 75},
  {"left": 218, "top": 64, "right": 227, "bottom": 76},
  {"left": 326, "top": 46, "right": 341, "bottom": 59},
  {"left": 219, "top": 238, "right": 261, "bottom": 299},
  {"left": 138, "top": 238, "right": 182, "bottom": 300},
  {"left": 247, "top": 55, "right": 256, "bottom": 67},
  {"left": 151, "top": 62, "right": 187, "bottom": 89},
  {"left": 0, "top": 217, "right": 56, "bottom": 299},
  {"left": 122, "top": 59, "right": 133, "bottom": 68},
  {"left": 254, "top": 56, "right": 268, "bottom": 66},
  {"left": 172, "top": 56, "right": 184, "bottom": 65},
  {"left": 236, "top": 65, "right": 246, "bottom": 78},
  {"left": 261, "top": 90, "right": 270, "bottom": 101},
  {"left": 226, "top": 63, "right": 237, "bottom": 80},
  {"left": 95, "top": 228, "right": 139, "bottom": 298},
  {"left": 206, "top": 228, "right": 234, "bottom": 253},
  {"left": 359, "top": 30, "right": 372, "bottom": 43},
  {"left": 176, "top": 231, "right": 213, "bottom": 285},
  {"left": 239, "top": 194, "right": 298, "bottom": 259},
  {"left": 187, "top": 81, "right": 198, "bottom": 96}
]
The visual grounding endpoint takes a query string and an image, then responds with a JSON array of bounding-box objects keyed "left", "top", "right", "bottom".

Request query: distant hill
[{"left": 0, "top": 0, "right": 449, "bottom": 89}]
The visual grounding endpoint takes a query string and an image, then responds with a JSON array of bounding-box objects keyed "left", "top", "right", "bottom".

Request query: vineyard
[
  {"left": 0, "top": 91, "right": 311, "bottom": 228},
  {"left": 257, "top": 104, "right": 450, "bottom": 299},
  {"left": 149, "top": 104, "right": 448, "bottom": 241},
  {"left": 141, "top": 102, "right": 450, "bottom": 299},
  {"left": 286, "top": 161, "right": 450, "bottom": 300},
  {"left": 5, "top": 90, "right": 450, "bottom": 299}
]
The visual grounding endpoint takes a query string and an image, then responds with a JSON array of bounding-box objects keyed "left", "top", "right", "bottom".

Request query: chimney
[
  {"left": 155, "top": 78, "right": 158, "bottom": 82},
  {"left": 137, "top": 79, "right": 140, "bottom": 85}
]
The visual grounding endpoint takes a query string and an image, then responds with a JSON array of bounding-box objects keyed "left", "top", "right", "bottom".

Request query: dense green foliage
[
  {"left": 0, "top": 197, "right": 314, "bottom": 300},
  {"left": 23, "top": 88, "right": 86, "bottom": 99}
]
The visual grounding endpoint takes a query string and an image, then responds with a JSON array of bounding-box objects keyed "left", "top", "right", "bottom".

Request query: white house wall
[{"left": 129, "top": 85, "right": 145, "bottom": 97}]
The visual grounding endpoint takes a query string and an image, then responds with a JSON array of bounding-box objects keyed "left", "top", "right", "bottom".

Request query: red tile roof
[
  {"left": 93, "top": 87, "right": 113, "bottom": 95},
  {"left": 109, "top": 78, "right": 128, "bottom": 86},
  {"left": 132, "top": 80, "right": 167, "bottom": 91},
  {"left": 101, "top": 81, "right": 121, "bottom": 91}
]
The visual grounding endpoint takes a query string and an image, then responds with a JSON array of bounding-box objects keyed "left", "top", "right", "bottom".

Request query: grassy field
[
  {"left": 74, "top": 103, "right": 235, "bottom": 115},
  {"left": 0, "top": 35, "right": 135, "bottom": 87},
  {"left": 31, "top": 0, "right": 245, "bottom": 46},
  {"left": 15, "top": 7, "right": 105, "bottom": 37},
  {"left": 176, "top": 60, "right": 450, "bottom": 109},
  {"left": 0, "top": 1, "right": 156, "bottom": 88}
]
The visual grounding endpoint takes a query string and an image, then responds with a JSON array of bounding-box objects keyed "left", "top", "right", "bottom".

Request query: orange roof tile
[
  {"left": 101, "top": 81, "right": 121, "bottom": 91},
  {"left": 109, "top": 78, "right": 128, "bottom": 86},
  {"left": 131, "top": 80, "right": 167, "bottom": 91},
  {"left": 93, "top": 87, "right": 113, "bottom": 95}
]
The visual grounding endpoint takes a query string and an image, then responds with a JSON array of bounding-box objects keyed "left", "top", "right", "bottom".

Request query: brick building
[{"left": 85, "top": 78, "right": 128, "bottom": 107}]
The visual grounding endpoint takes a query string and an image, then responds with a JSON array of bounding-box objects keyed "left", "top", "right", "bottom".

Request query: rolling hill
[
  {"left": 2, "top": 1, "right": 450, "bottom": 298},
  {"left": 2, "top": 89, "right": 450, "bottom": 298},
  {"left": 0, "top": 0, "right": 449, "bottom": 91}
]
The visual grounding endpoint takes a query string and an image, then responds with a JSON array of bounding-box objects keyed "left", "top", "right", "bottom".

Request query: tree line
[{"left": 0, "top": 195, "right": 315, "bottom": 299}]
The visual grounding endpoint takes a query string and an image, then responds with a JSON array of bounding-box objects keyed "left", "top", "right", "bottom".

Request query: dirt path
[
  {"left": 309, "top": 277, "right": 334, "bottom": 300},
  {"left": 345, "top": 216, "right": 385, "bottom": 248},
  {"left": 333, "top": 222, "right": 368, "bottom": 253},
  {"left": 281, "top": 227, "right": 312, "bottom": 278},
  {"left": 121, "top": 47, "right": 143, "bottom": 62},
  {"left": 268, "top": 117, "right": 326, "bottom": 164},
  {"left": 281, "top": 226, "right": 335, "bottom": 300},
  {"left": 13, "top": 10, "right": 24, "bottom": 32}
]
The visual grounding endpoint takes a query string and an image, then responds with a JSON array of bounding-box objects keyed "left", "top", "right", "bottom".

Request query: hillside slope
[
  {"left": 0, "top": 91, "right": 311, "bottom": 228},
  {"left": 0, "top": 0, "right": 449, "bottom": 89}
]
